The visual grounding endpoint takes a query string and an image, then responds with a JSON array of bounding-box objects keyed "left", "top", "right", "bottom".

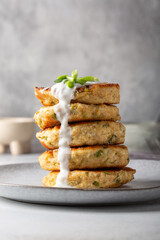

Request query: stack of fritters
[{"left": 34, "top": 83, "right": 135, "bottom": 189}]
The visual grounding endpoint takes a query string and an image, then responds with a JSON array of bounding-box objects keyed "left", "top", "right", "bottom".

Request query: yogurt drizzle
[{"left": 51, "top": 82, "right": 76, "bottom": 187}]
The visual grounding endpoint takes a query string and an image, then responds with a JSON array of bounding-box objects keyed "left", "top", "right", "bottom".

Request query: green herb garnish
[
  {"left": 43, "top": 136, "right": 48, "bottom": 140},
  {"left": 93, "top": 181, "right": 99, "bottom": 186},
  {"left": 53, "top": 113, "right": 57, "bottom": 119},
  {"left": 54, "top": 70, "right": 99, "bottom": 88},
  {"left": 115, "top": 173, "right": 120, "bottom": 184},
  {"left": 54, "top": 78, "right": 64, "bottom": 83},
  {"left": 67, "top": 81, "right": 74, "bottom": 88},
  {"left": 115, "top": 179, "right": 120, "bottom": 184},
  {"left": 82, "top": 112, "right": 87, "bottom": 118},
  {"left": 108, "top": 135, "right": 117, "bottom": 144},
  {"left": 103, "top": 124, "right": 109, "bottom": 128},
  {"left": 94, "top": 150, "right": 103, "bottom": 158},
  {"left": 70, "top": 104, "right": 76, "bottom": 111},
  {"left": 57, "top": 74, "right": 68, "bottom": 80},
  {"left": 71, "top": 69, "right": 78, "bottom": 80}
]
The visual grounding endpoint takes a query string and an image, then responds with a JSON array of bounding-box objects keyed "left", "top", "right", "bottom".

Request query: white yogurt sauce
[
  {"left": 41, "top": 87, "right": 50, "bottom": 92},
  {"left": 51, "top": 82, "right": 76, "bottom": 187}
]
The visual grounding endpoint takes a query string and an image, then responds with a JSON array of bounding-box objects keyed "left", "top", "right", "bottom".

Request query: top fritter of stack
[{"left": 35, "top": 83, "right": 120, "bottom": 106}]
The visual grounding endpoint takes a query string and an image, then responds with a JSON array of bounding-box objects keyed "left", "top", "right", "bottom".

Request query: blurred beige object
[
  {"left": 0, "top": 118, "right": 35, "bottom": 155},
  {"left": 124, "top": 122, "right": 160, "bottom": 153}
]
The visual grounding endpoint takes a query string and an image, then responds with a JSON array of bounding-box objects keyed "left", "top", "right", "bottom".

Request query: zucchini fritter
[
  {"left": 35, "top": 83, "right": 120, "bottom": 106},
  {"left": 36, "top": 121, "right": 126, "bottom": 149},
  {"left": 39, "top": 145, "right": 129, "bottom": 171},
  {"left": 34, "top": 103, "right": 121, "bottom": 129},
  {"left": 43, "top": 167, "right": 136, "bottom": 189}
]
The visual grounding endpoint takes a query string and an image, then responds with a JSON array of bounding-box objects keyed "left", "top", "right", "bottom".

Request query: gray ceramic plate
[{"left": 0, "top": 159, "right": 159, "bottom": 205}]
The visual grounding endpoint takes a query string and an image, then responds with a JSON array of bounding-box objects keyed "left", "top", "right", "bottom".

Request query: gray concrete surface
[
  {"left": 0, "top": 154, "right": 160, "bottom": 240},
  {"left": 0, "top": 0, "right": 160, "bottom": 122}
]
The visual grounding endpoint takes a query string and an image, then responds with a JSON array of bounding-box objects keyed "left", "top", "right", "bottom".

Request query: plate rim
[
  {"left": 0, "top": 182, "right": 160, "bottom": 192},
  {"left": 0, "top": 161, "right": 160, "bottom": 192}
]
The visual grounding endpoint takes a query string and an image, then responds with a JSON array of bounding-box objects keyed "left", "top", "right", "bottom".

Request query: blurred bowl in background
[
  {"left": 124, "top": 121, "right": 160, "bottom": 153},
  {"left": 0, "top": 118, "right": 35, "bottom": 155}
]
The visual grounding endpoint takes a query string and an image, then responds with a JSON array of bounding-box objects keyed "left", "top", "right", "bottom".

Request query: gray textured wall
[{"left": 0, "top": 0, "right": 160, "bottom": 122}]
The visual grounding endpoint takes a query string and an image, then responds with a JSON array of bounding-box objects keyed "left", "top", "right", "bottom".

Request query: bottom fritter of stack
[
  {"left": 40, "top": 145, "right": 136, "bottom": 189},
  {"left": 43, "top": 167, "right": 135, "bottom": 189}
]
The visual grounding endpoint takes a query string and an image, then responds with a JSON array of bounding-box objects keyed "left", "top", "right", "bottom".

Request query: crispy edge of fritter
[
  {"left": 36, "top": 121, "right": 125, "bottom": 149},
  {"left": 34, "top": 104, "right": 121, "bottom": 129},
  {"left": 39, "top": 145, "right": 129, "bottom": 170},
  {"left": 34, "top": 83, "right": 120, "bottom": 106},
  {"left": 47, "top": 144, "right": 128, "bottom": 153},
  {"left": 42, "top": 167, "right": 136, "bottom": 189}
]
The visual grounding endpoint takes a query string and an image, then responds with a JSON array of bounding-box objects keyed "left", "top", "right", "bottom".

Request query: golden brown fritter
[
  {"left": 34, "top": 103, "right": 121, "bottom": 129},
  {"left": 35, "top": 83, "right": 120, "bottom": 106},
  {"left": 36, "top": 121, "right": 126, "bottom": 149},
  {"left": 39, "top": 145, "right": 129, "bottom": 171},
  {"left": 42, "top": 167, "right": 136, "bottom": 189}
]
